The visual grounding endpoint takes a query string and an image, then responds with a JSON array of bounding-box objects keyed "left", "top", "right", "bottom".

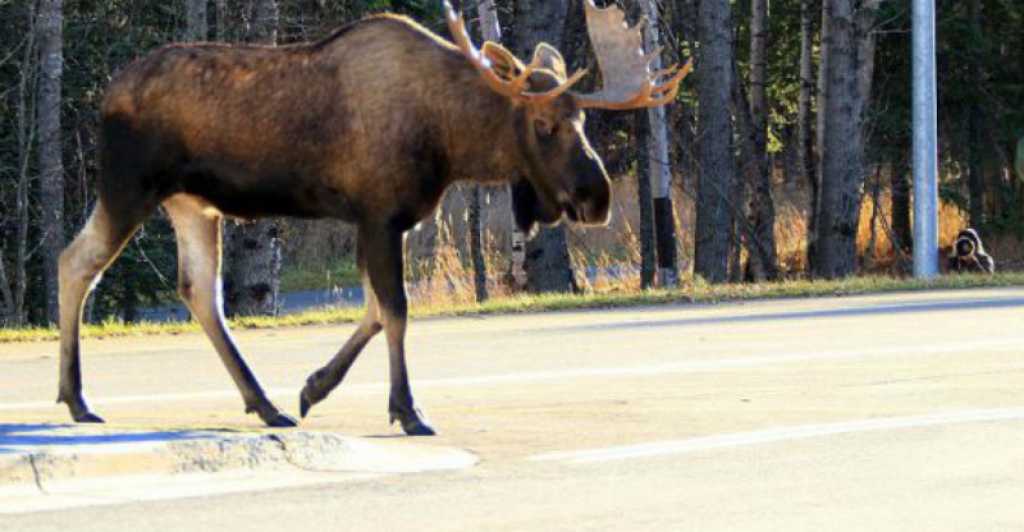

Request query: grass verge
[{"left": 2, "top": 272, "right": 1022, "bottom": 344}]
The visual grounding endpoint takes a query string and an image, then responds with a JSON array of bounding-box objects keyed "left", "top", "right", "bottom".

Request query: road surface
[{"left": 2, "top": 288, "right": 1024, "bottom": 531}]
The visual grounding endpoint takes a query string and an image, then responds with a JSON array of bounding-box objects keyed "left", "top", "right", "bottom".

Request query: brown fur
[{"left": 57, "top": 14, "right": 612, "bottom": 431}]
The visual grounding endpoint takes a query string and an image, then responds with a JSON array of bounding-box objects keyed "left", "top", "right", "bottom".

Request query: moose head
[{"left": 444, "top": 0, "right": 692, "bottom": 234}]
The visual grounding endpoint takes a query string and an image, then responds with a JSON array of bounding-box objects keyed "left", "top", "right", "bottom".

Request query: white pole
[{"left": 912, "top": 0, "right": 938, "bottom": 278}]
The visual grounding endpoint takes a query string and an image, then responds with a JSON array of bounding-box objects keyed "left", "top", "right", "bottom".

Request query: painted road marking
[
  {"left": 0, "top": 338, "right": 1020, "bottom": 412},
  {"left": 530, "top": 406, "right": 1024, "bottom": 464}
]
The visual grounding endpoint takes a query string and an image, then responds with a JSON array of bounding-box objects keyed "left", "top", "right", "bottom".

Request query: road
[{"left": 2, "top": 288, "right": 1024, "bottom": 531}]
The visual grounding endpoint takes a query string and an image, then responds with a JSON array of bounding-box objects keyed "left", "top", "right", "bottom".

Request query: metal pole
[{"left": 912, "top": 0, "right": 938, "bottom": 278}]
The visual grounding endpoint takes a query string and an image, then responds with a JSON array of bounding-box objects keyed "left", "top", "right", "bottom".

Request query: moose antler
[
  {"left": 573, "top": 0, "right": 692, "bottom": 110},
  {"left": 444, "top": 1, "right": 587, "bottom": 104}
]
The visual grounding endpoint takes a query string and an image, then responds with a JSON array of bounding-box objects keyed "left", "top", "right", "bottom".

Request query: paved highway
[{"left": 2, "top": 288, "right": 1023, "bottom": 531}]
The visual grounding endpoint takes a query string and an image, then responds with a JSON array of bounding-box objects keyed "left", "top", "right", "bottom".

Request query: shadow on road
[
  {"left": 0, "top": 424, "right": 214, "bottom": 453},
  {"left": 562, "top": 297, "right": 1024, "bottom": 333}
]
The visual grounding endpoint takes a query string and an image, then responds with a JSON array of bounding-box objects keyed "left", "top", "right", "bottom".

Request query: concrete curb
[{"left": 0, "top": 425, "right": 477, "bottom": 514}]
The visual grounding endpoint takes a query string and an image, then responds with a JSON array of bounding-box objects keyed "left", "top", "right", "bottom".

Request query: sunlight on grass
[{"left": 2, "top": 272, "right": 1022, "bottom": 344}]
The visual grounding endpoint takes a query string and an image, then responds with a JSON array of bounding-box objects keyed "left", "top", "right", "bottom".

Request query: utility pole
[{"left": 912, "top": 0, "right": 938, "bottom": 278}]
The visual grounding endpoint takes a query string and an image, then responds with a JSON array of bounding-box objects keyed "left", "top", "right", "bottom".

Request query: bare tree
[
  {"left": 808, "top": 0, "right": 831, "bottom": 268},
  {"left": 37, "top": 0, "right": 65, "bottom": 324},
  {"left": 810, "top": 0, "right": 878, "bottom": 278},
  {"left": 693, "top": 0, "right": 734, "bottom": 283},
  {"left": 223, "top": 0, "right": 284, "bottom": 316},
  {"left": 3, "top": 5, "right": 39, "bottom": 326},
  {"left": 966, "top": 0, "right": 984, "bottom": 231},
  {"left": 745, "top": 0, "right": 780, "bottom": 280},
  {"left": 468, "top": 0, "right": 502, "bottom": 303},
  {"left": 517, "top": 0, "right": 577, "bottom": 293},
  {"left": 799, "top": 0, "right": 816, "bottom": 218},
  {"left": 640, "top": 0, "right": 680, "bottom": 287}
]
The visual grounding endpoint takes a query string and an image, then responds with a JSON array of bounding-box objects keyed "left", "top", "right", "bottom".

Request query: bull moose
[{"left": 57, "top": 1, "right": 690, "bottom": 434}]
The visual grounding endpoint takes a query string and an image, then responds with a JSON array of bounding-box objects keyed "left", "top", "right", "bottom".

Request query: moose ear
[
  {"left": 481, "top": 42, "right": 522, "bottom": 81},
  {"left": 531, "top": 43, "right": 567, "bottom": 79},
  {"left": 511, "top": 180, "right": 562, "bottom": 237}
]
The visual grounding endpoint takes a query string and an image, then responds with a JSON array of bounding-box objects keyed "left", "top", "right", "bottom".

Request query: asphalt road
[{"left": 2, "top": 288, "right": 1024, "bottom": 531}]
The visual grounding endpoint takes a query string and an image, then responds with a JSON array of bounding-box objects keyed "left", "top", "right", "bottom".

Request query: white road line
[
  {"left": 530, "top": 406, "right": 1024, "bottom": 464},
  {"left": 0, "top": 338, "right": 1019, "bottom": 412}
]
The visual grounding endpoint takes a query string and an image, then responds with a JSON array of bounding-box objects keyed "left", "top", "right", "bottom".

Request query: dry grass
[
  {"left": 3, "top": 271, "right": 1022, "bottom": 344},
  {"left": 6, "top": 174, "right": 1022, "bottom": 344}
]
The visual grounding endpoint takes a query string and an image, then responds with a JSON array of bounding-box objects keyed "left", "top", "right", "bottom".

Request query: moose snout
[{"left": 571, "top": 178, "right": 611, "bottom": 225}]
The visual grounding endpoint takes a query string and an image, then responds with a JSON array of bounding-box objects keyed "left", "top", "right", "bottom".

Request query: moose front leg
[
  {"left": 362, "top": 223, "right": 435, "bottom": 436},
  {"left": 300, "top": 275, "right": 382, "bottom": 418}
]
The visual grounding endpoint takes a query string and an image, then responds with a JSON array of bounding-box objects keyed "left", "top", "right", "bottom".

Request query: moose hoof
[
  {"left": 248, "top": 402, "right": 299, "bottom": 428},
  {"left": 73, "top": 411, "right": 106, "bottom": 424},
  {"left": 390, "top": 408, "right": 437, "bottom": 437},
  {"left": 262, "top": 411, "right": 299, "bottom": 428},
  {"left": 60, "top": 395, "right": 104, "bottom": 424},
  {"left": 299, "top": 393, "right": 313, "bottom": 419},
  {"left": 299, "top": 382, "right": 325, "bottom": 419},
  {"left": 299, "top": 370, "right": 335, "bottom": 419}
]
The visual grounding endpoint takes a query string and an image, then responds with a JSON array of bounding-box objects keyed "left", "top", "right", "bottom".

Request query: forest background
[{"left": 1, "top": 0, "right": 1022, "bottom": 327}]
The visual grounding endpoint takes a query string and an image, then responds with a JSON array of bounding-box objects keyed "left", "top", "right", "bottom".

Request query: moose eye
[{"left": 535, "top": 120, "right": 558, "bottom": 139}]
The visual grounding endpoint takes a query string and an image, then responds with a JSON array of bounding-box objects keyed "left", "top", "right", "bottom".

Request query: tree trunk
[
  {"left": 799, "top": 0, "right": 816, "bottom": 240},
  {"left": 186, "top": 0, "right": 208, "bottom": 42},
  {"left": 0, "top": 258, "right": 13, "bottom": 326},
  {"left": 8, "top": 15, "right": 37, "bottom": 326},
  {"left": 468, "top": 187, "right": 488, "bottom": 302},
  {"left": 640, "top": 0, "right": 680, "bottom": 287},
  {"left": 808, "top": 0, "right": 830, "bottom": 269},
  {"left": 215, "top": 0, "right": 230, "bottom": 42},
  {"left": 37, "top": 0, "right": 65, "bottom": 324},
  {"left": 517, "top": 0, "right": 576, "bottom": 293},
  {"left": 636, "top": 111, "right": 657, "bottom": 290},
  {"left": 746, "top": 0, "right": 780, "bottom": 280},
  {"left": 966, "top": 0, "right": 984, "bottom": 231},
  {"left": 693, "top": 0, "right": 734, "bottom": 284},
  {"left": 890, "top": 167, "right": 911, "bottom": 252},
  {"left": 466, "top": 0, "right": 501, "bottom": 303},
  {"left": 810, "top": 0, "right": 875, "bottom": 278},
  {"left": 223, "top": 0, "right": 283, "bottom": 317}
]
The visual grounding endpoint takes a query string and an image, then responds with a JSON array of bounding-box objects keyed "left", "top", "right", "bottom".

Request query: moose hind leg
[
  {"left": 164, "top": 196, "right": 297, "bottom": 428},
  {"left": 362, "top": 223, "right": 435, "bottom": 436},
  {"left": 58, "top": 200, "right": 148, "bottom": 423}
]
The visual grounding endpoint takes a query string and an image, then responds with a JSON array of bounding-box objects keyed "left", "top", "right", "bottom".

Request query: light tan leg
[
  {"left": 164, "top": 195, "right": 297, "bottom": 427},
  {"left": 58, "top": 200, "right": 147, "bottom": 422}
]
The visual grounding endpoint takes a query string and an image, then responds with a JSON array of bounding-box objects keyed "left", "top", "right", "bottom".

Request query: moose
[{"left": 57, "top": 1, "right": 690, "bottom": 434}]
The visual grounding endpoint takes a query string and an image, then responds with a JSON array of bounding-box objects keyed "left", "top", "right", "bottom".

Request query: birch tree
[
  {"left": 517, "top": 0, "right": 576, "bottom": 293},
  {"left": 223, "top": 0, "right": 284, "bottom": 316},
  {"left": 468, "top": 0, "right": 501, "bottom": 303},
  {"left": 38, "top": 0, "right": 65, "bottom": 324},
  {"left": 639, "top": 0, "right": 680, "bottom": 287}
]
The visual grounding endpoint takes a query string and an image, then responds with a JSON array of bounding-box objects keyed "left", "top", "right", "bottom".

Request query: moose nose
[{"left": 573, "top": 179, "right": 611, "bottom": 225}]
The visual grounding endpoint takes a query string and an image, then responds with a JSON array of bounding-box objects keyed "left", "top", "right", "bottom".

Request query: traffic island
[{"left": 0, "top": 424, "right": 477, "bottom": 514}]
